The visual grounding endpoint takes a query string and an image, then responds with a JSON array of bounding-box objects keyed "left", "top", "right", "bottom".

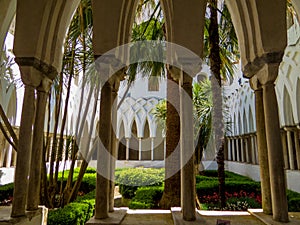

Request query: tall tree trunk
[
  {"left": 68, "top": 82, "right": 101, "bottom": 204},
  {"left": 0, "top": 104, "right": 18, "bottom": 150},
  {"left": 208, "top": 0, "right": 226, "bottom": 208},
  {"left": 159, "top": 71, "right": 181, "bottom": 209},
  {"left": 48, "top": 71, "right": 63, "bottom": 208}
]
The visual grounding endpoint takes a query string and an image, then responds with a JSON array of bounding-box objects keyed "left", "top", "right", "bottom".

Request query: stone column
[
  {"left": 253, "top": 85, "right": 272, "bottom": 215},
  {"left": 224, "top": 138, "right": 229, "bottom": 160},
  {"left": 285, "top": 128, "right": 295, "bottom": 170},
  {"left": 246, "top": 135, "right": 252, "bottom": 164},
  {"left": 230, "top": 138, "right": 234, "bottom": 161},
  {"left": 0, "top": 134, "right": 5, "bottom": 167},
  {"left": 138, "top": 138, "right": 142, "bottom": 160},
  {"left": 227, "top": 138, "right": 231, "bottom": 161},
  {"left": 263, "top": 80, "right": 288, "bottom": 222},
  {"left": 180, "top": 73, "right": 195, "bottom": 221},
  {"left": 109, "top": 78, "right": 119, "bottom": 212},
  {"left": 151, "top": 137, "right": 154, "bottom": 160},
  {"left": 294, "top": 128, "right": 300, "bottom": 169},
  {"left": 241, "top": 136, "right": 246, "bottom": 162},
  {"left": 281, "top": 130, "right": 290, "bottom": 169},
  {"left": 235, "top": 137, "right": 240, "bottom": 161},
  {"left": 250, "top": 134, "right": 256, "bottom": 164},
  {"left": 95, "top": 82, "right": 112, "bottom": 219},
  {"left": 27, "top": 78, "right": 51, "bottom": 211},
  {"left": 5, "top": 146, "right": 12, "bottom": 168},
  {"left": 163, "top": 137, "right": 166, "bottom": 160},
  {"left": 125, "top": 138, "right": 129, "bottom": 160},
  {"left": 11, "top": 84, "right": 36, "bottom": 217}
]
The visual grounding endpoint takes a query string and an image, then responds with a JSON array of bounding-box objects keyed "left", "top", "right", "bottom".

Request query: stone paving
[{"left": 119, "top": 209, "right": 266, "bottom": 225}]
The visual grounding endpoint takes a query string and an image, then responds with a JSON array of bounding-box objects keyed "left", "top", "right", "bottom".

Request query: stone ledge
[
  {"left": 171, "top": 207, "right": 208, "bottom": 225},
  {"left": 248, "top": 209, "right": 300, "bottom": 225},
  {"left": 86, "top": 208, "right": 127, "bottom": 225},
  {"left": 0, "top": 206, "right": 47, "bottom": 225}
]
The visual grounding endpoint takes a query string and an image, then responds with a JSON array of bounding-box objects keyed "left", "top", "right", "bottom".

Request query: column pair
[
  {"left": 95, "top": 74, "right": 121, "bottom": 219},
  {"left": 12, "top": 66, "right": 52, "bottom": 217},
  {"left": 250, "top": 63, "right": 288, "bottom": 222}
]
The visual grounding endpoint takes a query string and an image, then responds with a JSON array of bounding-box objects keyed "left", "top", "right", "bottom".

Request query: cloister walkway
[{"left": 119, "top": 209, "right": 268, "bottom": 225}]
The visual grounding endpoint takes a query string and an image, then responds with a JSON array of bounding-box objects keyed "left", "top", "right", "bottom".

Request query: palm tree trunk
[
  {"left": 159, "top": 71, "right": 181, "bottom": 208},
  {"left": 208, "top": 0, "right": 226, "bottom": 208},
  {"left": 0, "top": 104, "right": 18, "bottom": 150}
]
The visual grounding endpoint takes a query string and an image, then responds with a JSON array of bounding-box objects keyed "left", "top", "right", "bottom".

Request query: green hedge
[
  {"left": 196, "top": 173, "right": 261, "bottom": 197},
  {"left": 0, "top": 183, "right": 14, "bottom": 202},
  {"left": 129, "top": 186, "right": 164, "bottom": 209},
  {"left": 48, "top": 190, "right": 95, "bottom": 225},
  {"left": 115, "top": 168, "right": 164, "bottom": 199},
  {"left": 287, "top": 190, "right": 300, "bottom": 212}
]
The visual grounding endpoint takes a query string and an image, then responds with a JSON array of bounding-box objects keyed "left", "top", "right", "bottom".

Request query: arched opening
[
  {"left": 243, "top": 110, "right": 248, "bottom": 134},
  {"left": 129, "top": 120, "right": 139, "bottom": 160},
  {"left": 141, "top": 119, "right": 151, "bottom": 160},
  {"left": 153, "top": 125, "right": 164, "bottom": 160},
  {"left": 117, "top": 120, "right": 126, "bottom": 160},
  {"left": 249, "top": 107, "right": 254, "bottom": 132},
  {"left": 296, "top": 78, "right": 300, "bottom": 123},
  {"left": 283, "top": 86, "right": 294, "bottom": 126}
]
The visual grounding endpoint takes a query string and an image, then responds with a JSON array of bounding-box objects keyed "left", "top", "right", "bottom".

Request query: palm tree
[
  {"left": 207, "top": 0, "right": 238, "bottom": 208},
  {"left": 193, "top": 79, "right": 213, "bottom": 170},
  {"left": 39, "top": 0, "right": 95, "bottom": 208}
]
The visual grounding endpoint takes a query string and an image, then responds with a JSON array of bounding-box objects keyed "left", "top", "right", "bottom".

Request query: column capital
[
  {"left": 249, "top": 62, "right": 281, "bottom": 91},
  {"left": 283, "top": 125, "right": 297, "bottom": 132},
  {"left": 37, "top": 77, "right": 52, "bottom": 93},
  {"left": 15, "top": 57, "right": 57, "bottom": 80},
  {"left": 18, "top": 65, "right": 45, "bottom": 88},
  {"left": 167, "top": 65, "right": 181, "bottom": 81},
  {"left": 242, "top": 51, "right": 284, "bottom": 78}
]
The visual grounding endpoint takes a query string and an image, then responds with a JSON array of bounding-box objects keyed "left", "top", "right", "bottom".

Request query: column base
[
  {"left": 248, "top": 209, "right": 300, "bottom": 224},
  {"left": 0, "top": 205, "right": 48, "bottom": 225},
  {"left": 85, "top": 208, "right": 127, "bottom": 225},
  {"left": 171, "top": 207, "right": 200, "bottom": 225}
]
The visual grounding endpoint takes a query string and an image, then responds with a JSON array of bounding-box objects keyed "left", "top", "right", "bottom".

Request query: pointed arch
[
  {"left": 283, "top": 86, "right": 294, "bottom": 126},
  {"left": 243, "top": 110, "right": 248, "bottom": 134},
  {"left": 141, "top": 119, "right": 151, "bottom": 160},
  {"left": 249, "top": 107, "right": 255, "bottom": 132},
  {"left": 117, "top": 120, "right": 126, "bottom": 160},
  {"left": 296, "top": 78, "right": 300, "bottom": 123},
  {"left": 129, "top": 120, "right": 139, "bottom": 160}
]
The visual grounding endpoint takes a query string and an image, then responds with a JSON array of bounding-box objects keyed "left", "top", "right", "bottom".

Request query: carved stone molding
[{"left": 14, "top": 57, "right": 57, "bottom": 80}]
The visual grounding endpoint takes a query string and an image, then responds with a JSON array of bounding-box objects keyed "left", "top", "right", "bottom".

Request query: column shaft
[
  {"left": 180, "top": 75, "right": 195, "bottom": 221},
  {"left": 27, "top": 91, "right": 48, "bottom": 210},
  {"left": 281, "top": 130, "right": 289, "bottom": 169},
  {"left": 287, "top": 130, "right": 295, "bottom": 170},
  {"left": 250, "top": 135, "right": 256, "bottom": 164},
  {"left": 126, "top": 138, "right": 129, "bottom": 160},
  {"left": 95, "top": 82, "right": 112, "bottom": 219},
  {"left": 11, "top": 85, "right": 35, "bottom": 217},
  {"left": 263, "top": 83, "right": 288, "bottom": 222},
  {"left": 151, "top": 138, "right": 154, "bottom": 160},
  {"left": 255, "top": 88, "right": 272, "bottom": 215},
  {"left": 293, "top": 130, "right": 300, "bottom": 170},
  {"left": 138, "top": 138, "right": 142, "bottom": 160},
  {"left": 109, "top": 88, "right": 118, "bottom": 212}
]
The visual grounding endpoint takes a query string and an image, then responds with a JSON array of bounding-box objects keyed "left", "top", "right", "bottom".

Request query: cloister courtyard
[{"left": 1, "top": 0, "right": 300, "bottom": 224}]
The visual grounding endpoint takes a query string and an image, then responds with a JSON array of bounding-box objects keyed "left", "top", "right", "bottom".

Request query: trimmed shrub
[
  {"left": 48, "top": 190, "right": 95, "bottom": 225},
  {"left": 116, "top": 168, "right": 164, "bottom": 199},
  {"left": 130, "top": 186, "right": 164, "bottom": 209},
  {"left": 0, "top": 183, "right": 14, "bottom": 201},
  {"left": 129, "top": 201, "right": 154, "bottom": 209},
  {"left": 288, "top": 198, "right": 300, "bottom": 212},
  {"left": 196, "top": 180, "right": 261, "bottom": 197},
  {"left": 287, "top": 190, "right": 300, "bottom": 212}
]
